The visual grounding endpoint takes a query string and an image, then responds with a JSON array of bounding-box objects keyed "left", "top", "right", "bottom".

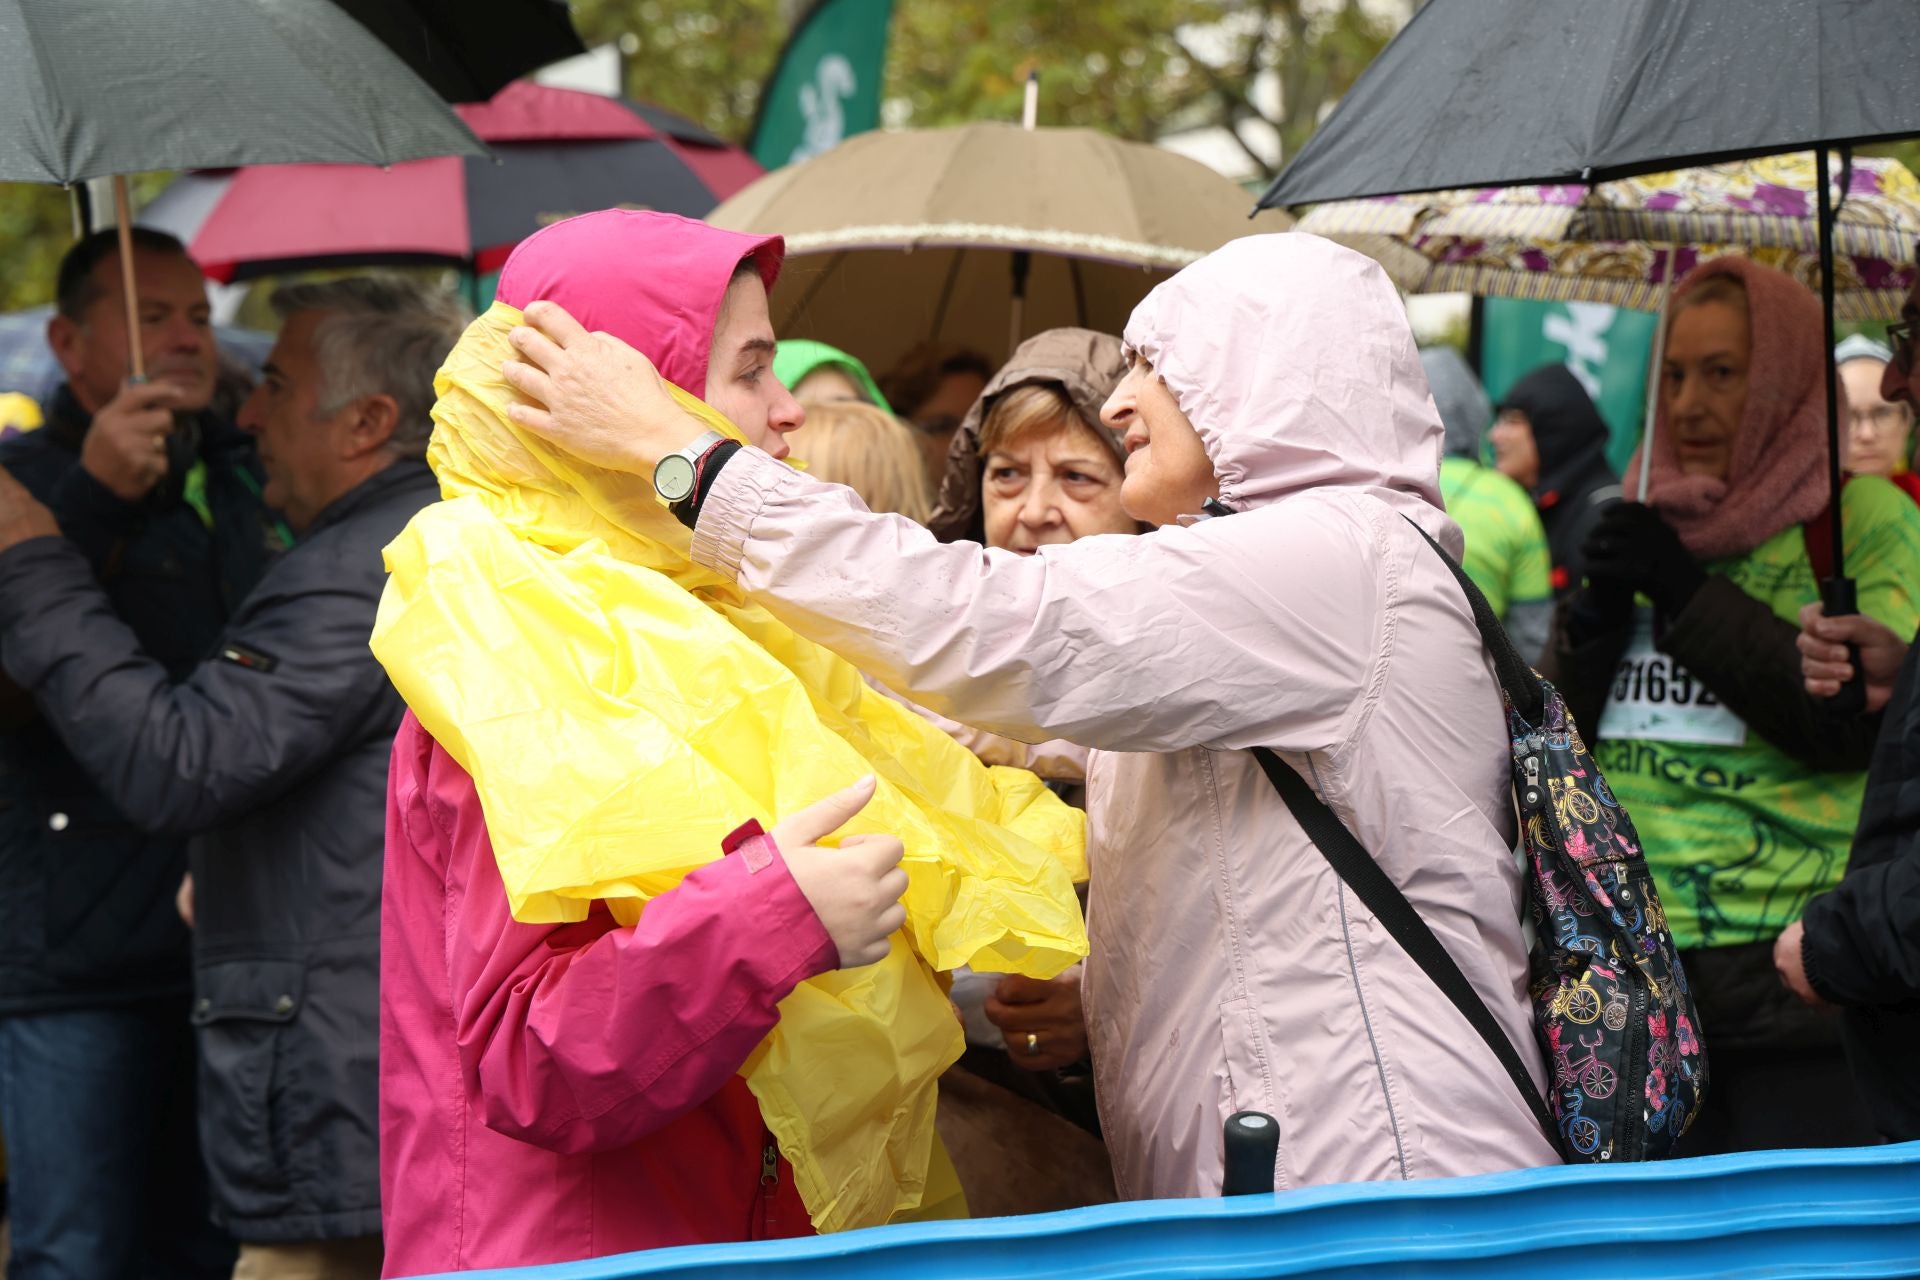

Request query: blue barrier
[{"left": 407, "top": 1141, "right": 1920, "bottom": 1279}]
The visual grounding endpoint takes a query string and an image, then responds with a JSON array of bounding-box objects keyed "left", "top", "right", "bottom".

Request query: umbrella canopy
[
  {"left": 1300, "top": 153, "right": 1920, "bottom": 321},
  {"left": 0, "top": 0, "right": 487, "bottom": 183},
  {"left": 1257, "top": 0, "right": 1920, "bottom": 208},
  {"left": 332, "top": 0, "right": 582, "bottom": 101},
  {"left": 1252, "top": 0, "right": 1920, "bottom": 640},
  {"left": 708, "top": 122, "right": 1290, "bottom": 372},
  {"left": 139, "top": 83, "right": 764, "bottom": 281}
]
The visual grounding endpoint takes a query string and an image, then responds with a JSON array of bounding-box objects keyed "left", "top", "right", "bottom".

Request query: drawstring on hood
[
  {"left": 929, "top": 327, "right": 1128, "bottom": 543},
  {"left": 1122, "top": 233, "right": 1460, "bottom": 554}
]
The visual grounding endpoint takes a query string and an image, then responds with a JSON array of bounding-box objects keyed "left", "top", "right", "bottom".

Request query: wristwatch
[{"left": 653, "top": 429, "right": 728, "bottom": 505}]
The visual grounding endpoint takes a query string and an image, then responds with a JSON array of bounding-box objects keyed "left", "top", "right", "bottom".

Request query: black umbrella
[
  {"left": 0, "top": 0, "right": 488, "bottom": 383},
  {"left": 0, "top": 0, "right": 487, "bottom": 183},
  {"left": 1256, "top": 0, "right": 1920, "bottom": 708},
  {"left": 333, "top": 0, "right": 585, "bottom": 102}
]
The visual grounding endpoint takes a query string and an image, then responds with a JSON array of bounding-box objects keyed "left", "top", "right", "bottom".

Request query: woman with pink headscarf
[{"left": 1540, "top": 257, "right": 1920, "bottom": 1155}]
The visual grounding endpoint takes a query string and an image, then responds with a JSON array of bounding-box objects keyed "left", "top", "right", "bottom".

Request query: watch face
[{"left": 656, "top": 453, "right": 697, "bottom": 503}]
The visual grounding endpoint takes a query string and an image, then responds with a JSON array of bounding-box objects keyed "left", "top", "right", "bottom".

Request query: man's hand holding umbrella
[{"left": 79, "top": 380, "right": 187, "bottom": 502}]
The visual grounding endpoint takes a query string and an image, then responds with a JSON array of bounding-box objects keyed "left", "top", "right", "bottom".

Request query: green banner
[
  {"left": 748, "top": 0, "right": 895, "bottom": 170},
  {"left": 1480, "top": 297, "right": 1660, "bottom": 477}
]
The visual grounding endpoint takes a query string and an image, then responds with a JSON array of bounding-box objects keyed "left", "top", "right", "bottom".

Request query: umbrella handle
[
  {"left": 1820, "top": 575, "right": 1867, "bottom": 718},
  {"left": 113, "top": 176, "right": 146, "bottom": 381},
  {"left": 1635, "top": 265, "right": 1673, "bottom": 504},
  {"left": 1222, "top": 1111, "right": 1279, "bottom": 1196}
]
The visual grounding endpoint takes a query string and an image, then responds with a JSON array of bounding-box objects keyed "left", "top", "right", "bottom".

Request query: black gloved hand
[
  {"left": 1567, "top": 567, "right": 1635, "bottom": 643},
  {"left": 1582, "top": 502, "right": 1705, "bottom": 619}
]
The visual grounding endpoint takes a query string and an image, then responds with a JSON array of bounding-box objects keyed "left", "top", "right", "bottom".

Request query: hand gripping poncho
[{"left": 371, "top": 303, "right": 1089, "bottom": 1231}]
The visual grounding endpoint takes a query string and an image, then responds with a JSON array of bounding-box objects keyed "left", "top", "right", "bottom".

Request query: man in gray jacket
[{"left": 0, "top": 277, "right": 464, "bottom": 1279}]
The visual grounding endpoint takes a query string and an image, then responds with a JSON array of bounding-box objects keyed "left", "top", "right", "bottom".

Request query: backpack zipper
[{"left": 1619, "top": 978, "right": 1650, "bottom": 1161}]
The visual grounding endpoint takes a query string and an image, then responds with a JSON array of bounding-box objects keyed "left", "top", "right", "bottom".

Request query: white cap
[{"left": 1836, "top": 333, "right": 1895, "bottom": 366}]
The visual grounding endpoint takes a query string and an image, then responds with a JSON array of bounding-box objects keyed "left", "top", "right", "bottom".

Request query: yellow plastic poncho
[{"left": 370, "top": 304, "right": 1089, "bottom": 1232}]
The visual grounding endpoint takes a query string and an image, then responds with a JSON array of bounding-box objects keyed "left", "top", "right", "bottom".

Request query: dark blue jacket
[
  {"left": 0, "top": 385, "right": 276, "bottom": 1013},
  {"left": 1802, "top": 641, "right": 1920, "bottom": 1142},
  {"left": 0, "top": 459, "right": 435, "bottom": 1240}
]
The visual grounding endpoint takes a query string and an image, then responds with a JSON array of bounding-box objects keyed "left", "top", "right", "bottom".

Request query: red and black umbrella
[{"left": 140, "top": 81, "right": 764, "bottom": 282}]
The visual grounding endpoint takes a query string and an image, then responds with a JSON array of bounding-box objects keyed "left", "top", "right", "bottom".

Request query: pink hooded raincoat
[
  {"left": 685, "top": 234, "right": 1562, "bottom": 1197},
  {"left": 378, "top": 213, "right": 834, "bottom": 1278}
]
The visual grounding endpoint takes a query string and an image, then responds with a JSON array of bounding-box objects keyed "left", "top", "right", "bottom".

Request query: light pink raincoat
[{"left": 688, "top": 233, "right": 1560, "bottom": 1198}]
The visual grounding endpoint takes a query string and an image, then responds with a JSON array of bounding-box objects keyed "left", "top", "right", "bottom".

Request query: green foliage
[
  {"left": 1, "top": 3, "right": 1390, "bottom": 316},
  {"left": 0, "top": 185, "right": 74, "bottom": 312},
  {"left": 570, "top": 0, "right": 1394, "bottom": 164},
  {"left": 885, "top": 1, "right": 1219, "bottom": 142},
  {"left": 571, "top": 0, "right": 785, "bottom": 139},
  {"left": 0, "top": 173, "right": 176, "bottom": 313}
]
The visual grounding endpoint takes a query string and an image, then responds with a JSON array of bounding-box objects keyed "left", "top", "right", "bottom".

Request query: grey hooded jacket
[{"left": 1420, "top": 347, "right": 1552, "bottom": 661}]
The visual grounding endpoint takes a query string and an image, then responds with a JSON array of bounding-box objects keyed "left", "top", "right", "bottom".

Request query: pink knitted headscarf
[{"left": 1626, "top": 257, "right": 1839, "bottom": 561}]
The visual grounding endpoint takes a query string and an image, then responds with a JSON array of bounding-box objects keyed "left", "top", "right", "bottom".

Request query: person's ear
[
  {"left": 341, "top": 394, "right": 400, "bottom": 459},
  {"left": 46, "top": 313, "right": 84, "bottom": 379}
]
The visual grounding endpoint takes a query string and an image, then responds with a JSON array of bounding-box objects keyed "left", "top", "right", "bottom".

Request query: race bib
[{"left": 1597, "top": 613, "right": 1748, "bottom": 747}]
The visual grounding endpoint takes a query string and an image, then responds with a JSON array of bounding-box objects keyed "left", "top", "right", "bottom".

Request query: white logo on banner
[
  {"left": 792, "top": 55, "right": 858, "bottom": 163},
  {"left": 1544, "top": 302, "right": 1617, "bottom": 403}
]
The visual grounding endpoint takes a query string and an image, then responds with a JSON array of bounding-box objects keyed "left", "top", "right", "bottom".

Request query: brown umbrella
[{"left": 706, "top": 122, "right": 1290, "bottom": 373}]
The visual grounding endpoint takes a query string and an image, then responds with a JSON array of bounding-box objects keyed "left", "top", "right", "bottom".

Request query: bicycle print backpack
[{"left": 1254, "top": 520, "right": 1708, "bottom": 1163}]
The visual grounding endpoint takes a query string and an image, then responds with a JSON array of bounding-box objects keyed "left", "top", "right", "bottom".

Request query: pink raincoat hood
[
  {"left": 1123, "top": 232, "right": 1460, "bottom": 553},
  {"left": 495, "top": 209, "right": 784, "bottom": 395}
]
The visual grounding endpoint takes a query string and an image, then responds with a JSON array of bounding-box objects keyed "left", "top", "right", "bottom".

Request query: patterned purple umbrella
[{"left": 1297, "top": 153, "right": 1920, "bottom": 323}]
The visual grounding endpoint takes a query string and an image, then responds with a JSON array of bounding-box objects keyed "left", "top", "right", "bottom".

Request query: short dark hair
[
  {"left": 55, "top": 227, "right": 193, "bottom": 322},
  {"left": 878, "top": 343, "right": 995, "bottom": 418}
]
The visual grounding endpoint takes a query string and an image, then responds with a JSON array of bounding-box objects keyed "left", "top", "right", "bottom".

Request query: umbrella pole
[
  {"left": 1817, "top": 147, "right": 1846, "bottom": 578},
  {"left": 112, "top": 175, "right": 146, "bottom": 380},
  {"left": 1635, "top": 258, "right": 1674, "bottom": 504},
  {"left": 1007, "top": 71, "right": 1039, "bottom": 352},
  {"left": 1009, "top": 251, "right": 1029, "bottom": 353},
  {"left": 1816, "top": 145, "right": 1865, "bottom": 715}
]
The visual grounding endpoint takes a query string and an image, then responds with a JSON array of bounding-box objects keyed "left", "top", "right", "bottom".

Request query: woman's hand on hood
[{"left": 503, "top": 300, "right": 707, "bottom": 475}]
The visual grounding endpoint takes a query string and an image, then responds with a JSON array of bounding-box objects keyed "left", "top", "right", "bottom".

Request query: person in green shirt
[
  {"left": 772, "top": 339, "right": 892, "bottom": 411},
  {"left": 1422, "top": 347, "right": 1553, "bottom": 661},
  {"left": 1541, "top": 257, "right": 1920, "bottom": 1157}
]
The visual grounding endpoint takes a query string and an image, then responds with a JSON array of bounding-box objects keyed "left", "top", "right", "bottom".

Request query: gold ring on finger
[{"left": 1025, "top": 1032, "right": 1040, "bottom": 1055}]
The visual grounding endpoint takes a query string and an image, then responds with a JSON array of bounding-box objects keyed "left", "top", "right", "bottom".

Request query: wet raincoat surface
[
  {"left": 372, "top": 211, "right": 1087, "bottom": 1274},
  {"left": 687, "top": 233, "right": 1561, "bottom": 1197}
]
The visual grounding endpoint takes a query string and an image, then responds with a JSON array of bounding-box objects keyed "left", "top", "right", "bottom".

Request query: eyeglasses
[
  {"left": 1891, "top": 321, "right": 1915, "bottom": 375},
  {"left": 1849, "top": 402, "right": 1910, "bottom": 431}
]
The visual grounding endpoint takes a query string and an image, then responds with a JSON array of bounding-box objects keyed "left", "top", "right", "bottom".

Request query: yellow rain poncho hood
[{"left": 370, "top": 211, "right": 1087, "bottom": 1233}]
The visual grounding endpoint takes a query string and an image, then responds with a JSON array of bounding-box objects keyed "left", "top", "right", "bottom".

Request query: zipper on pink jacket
[{"left": 751, "top": 1137, "right": 780, "bottom": 1239}]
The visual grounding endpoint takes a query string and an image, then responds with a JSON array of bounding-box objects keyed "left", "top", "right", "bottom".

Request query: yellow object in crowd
[
  {"left": 371, "top": 303, "right": 1089, "bottom": 1234},
  {"left": 0, "top": 392, "right": 43, "bottom": 437}
]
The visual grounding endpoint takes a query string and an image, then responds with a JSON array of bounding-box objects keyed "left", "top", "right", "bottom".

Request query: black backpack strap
[
  {"left": 1250, "top": 746, "right": 1563, "bottom": 1156},
  {"left": 1401, "top": 517, "right": 1543, "bottom": 724}
]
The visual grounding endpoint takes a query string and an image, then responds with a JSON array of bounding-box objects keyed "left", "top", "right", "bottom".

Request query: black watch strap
[{"left": 670, "top": 439, "right": 743, "bottom": 530}]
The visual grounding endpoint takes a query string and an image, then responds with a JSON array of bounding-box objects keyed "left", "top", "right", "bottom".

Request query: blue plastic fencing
[{"left": 406, "top": 1141, "right": 1920, "bottom": 1280}]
